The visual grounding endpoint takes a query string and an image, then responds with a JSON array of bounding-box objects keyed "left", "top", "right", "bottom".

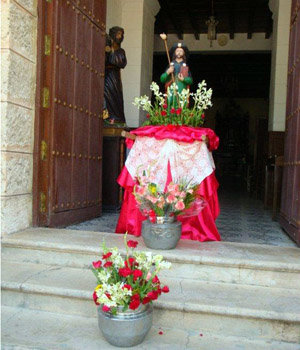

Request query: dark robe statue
[{"left": 104, "top": 27, "right": 127, "bottom": 125}]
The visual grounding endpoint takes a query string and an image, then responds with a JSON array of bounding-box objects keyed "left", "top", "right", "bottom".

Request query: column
[
  {"left": 268, "top": 0, "right": 292, "bottom": 131},
  {"left": 1, "top": 0, "right": 37, "bottom": 235}
]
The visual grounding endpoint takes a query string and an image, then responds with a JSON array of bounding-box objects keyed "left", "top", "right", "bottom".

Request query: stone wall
[{"left": 1, "top": 0, "right": 37, "bottom": 235}]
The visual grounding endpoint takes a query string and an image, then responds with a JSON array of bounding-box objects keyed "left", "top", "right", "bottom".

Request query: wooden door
[
  {"left": 279, "top": 0, "right": 300, "bottom": 246},
  {"left": 33, "top": 0, "right": 106, "bottom": 227}
]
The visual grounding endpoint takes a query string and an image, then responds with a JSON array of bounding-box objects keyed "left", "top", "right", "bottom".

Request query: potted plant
[
  {"left": 92, "top": 234, "right": 171, "bottom": 347},
  {"left": 133, "top": 173, "right": 206, "bottom": 249}
]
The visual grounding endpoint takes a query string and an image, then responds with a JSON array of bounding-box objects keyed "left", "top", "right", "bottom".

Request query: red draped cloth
[{"left": 115, "top": 126, "right": 221, "bottom": 242}]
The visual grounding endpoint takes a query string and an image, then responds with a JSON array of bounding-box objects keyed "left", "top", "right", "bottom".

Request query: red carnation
[
  {"left": 102, "top": 252, "right": 112, "bottom": 259},
  {"left": 129, "top": 294, "right": 140, "bottom": 310},
  {"left": 170, "top": 107, "right": 176, "bottom": 114},
  {"left": 104, "top": 261, "right": 113, "bottom": 268},
  {"left": 162, "top": 285, "right": 169, "bottom": 293},
  {"left": 163, "top": 103, "right": 168, "bottom": 109},
  {"left": 122, "top": 284, "right": 132, "bottom": 290},
  {"left": 105, "top": 293, "right": 111, "bottom": 299},
  {"left": 92, "top": 260, "right": 102, "bottom": 269},
  {"left": 161, "top": 110, "right": 167, "bottom": 116},
  {"left": 147, "top": 291, "right": 158, "bottom": 300},
  {"left": 149, "top": 209, "right": 156, "bottom": 223},
  {"left": 125, "top": 257, "right": 137, "bottom": 268},
  {"left": 142, "top": 296, "right": 151, "bottom": 304},
  {"left": 133, "top": 269, "right": 143, "bottom": 281},
  {"left": 176, "top": 108, "right": 182, "bottom": 115},
  {"left": 127, "top": 240, "right": 138, "bottom": 248},
  {"left": 93, "top": 291, "right": 99, "bottom": 305},
  {"left": 119, "top": 267, "right": 132, "bottom": 277},
  {"left": 102, "top": 305, "right": 110, "bottom": 313},
  {"left": 152, "top": 275, "right": 160, "bottom": 284}
]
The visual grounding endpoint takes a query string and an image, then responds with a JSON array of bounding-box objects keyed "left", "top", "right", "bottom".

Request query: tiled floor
[{"left": 67, "top": 186, "right": 297, "bottom": 247}]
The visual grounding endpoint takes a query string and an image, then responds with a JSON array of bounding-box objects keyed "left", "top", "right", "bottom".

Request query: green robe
[{"left": 160, "top": 61, "right": 193, "bottom": 108}]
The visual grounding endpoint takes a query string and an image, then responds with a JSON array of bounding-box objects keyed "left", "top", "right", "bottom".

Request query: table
[{"left": 115, "top": 125, "right": 221, "bottom": 242}]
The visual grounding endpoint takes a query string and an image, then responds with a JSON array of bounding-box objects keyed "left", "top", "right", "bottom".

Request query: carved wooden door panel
[
  {"left": 280, "top": 0, "right": 300, "bottom": 246},
  {"left": 34, "top": 0, "right": 106, "bottom": 227}
]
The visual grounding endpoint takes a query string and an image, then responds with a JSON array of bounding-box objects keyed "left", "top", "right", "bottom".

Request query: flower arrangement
[
  {"left": 133, "top": 172, "right": 205, "bottom": 222},
  {"left": 133, "top": 81, "right": 213, "bottom": 127},
  {"left": 92, "top": 234, "right": 171, "bottom": 314}
]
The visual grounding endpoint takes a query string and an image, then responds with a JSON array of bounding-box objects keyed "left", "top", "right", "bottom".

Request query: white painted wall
[{"left": 268, "top": 0, "right": 292, "bottom": 131}]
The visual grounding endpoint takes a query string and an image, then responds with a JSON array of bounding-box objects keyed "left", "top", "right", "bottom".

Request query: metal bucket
[
  {"left": 97, "top": 304, "right": 153, "bottom": 347},
  {"left": 142, "top": 217, "right": 182, "bottom": 250}
]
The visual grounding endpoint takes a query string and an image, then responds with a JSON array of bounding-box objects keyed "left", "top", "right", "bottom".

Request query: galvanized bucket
[
  {"left": 142, "top": 217, "right": 182, "bottom": 250},
  {"left": 97, "top": 304, "right": 153, "bottom": 347}
]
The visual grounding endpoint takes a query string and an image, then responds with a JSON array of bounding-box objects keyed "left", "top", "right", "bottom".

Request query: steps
[{"left": 2, "top": 228, "right": 300, "bottom": 349}]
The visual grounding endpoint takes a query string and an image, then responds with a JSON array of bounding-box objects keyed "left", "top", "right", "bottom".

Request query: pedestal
[{"left": 102, "top": 127, "right": 126, "bottom": 212}]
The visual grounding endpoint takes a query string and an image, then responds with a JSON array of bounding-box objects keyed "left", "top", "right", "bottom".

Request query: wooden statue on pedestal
[{"left": 103, "top": 26, "right": 127, "bottom": 127}]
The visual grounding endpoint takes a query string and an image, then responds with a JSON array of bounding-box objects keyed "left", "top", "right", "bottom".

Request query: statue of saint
[
  {"left": 103, "top": 26, "right": 127, "bottom": 126},
  {"left": 160, "top": 42, "right": 193, "bottom": 108}
]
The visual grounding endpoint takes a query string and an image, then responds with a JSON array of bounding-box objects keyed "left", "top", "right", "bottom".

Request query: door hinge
[
  {"left": 44, "top": 35, "right": 51, "bottom": 56},
  {"left": 40, "top": 192, "right": 47, "bottom": 213},
  {"left": 42, "top": 87, "right": 50, "bottom": 108},
  {"left": 41, "top": 140, "right": 48, "bottom": 160}
]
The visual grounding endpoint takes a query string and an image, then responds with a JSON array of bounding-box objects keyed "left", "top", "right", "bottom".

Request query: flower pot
[
  {"left": 142, "top": 216, "right": 182, "bottom": 250},
  {"left": 97, "top": 304, "right": 153, "bottom": 347}
]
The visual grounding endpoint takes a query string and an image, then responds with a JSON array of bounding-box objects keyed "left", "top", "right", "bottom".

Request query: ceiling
[{"left": 155, "top": 0, "right": 273, "bottom": 40}]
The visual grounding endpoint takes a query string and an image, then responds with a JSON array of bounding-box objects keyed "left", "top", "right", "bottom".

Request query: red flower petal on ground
[
  {"left": 104, "top": 261, "right": 113, "bottom": 268},
  {"left": 102, "top": 252, "right": 112, "bottom": 259},
  {"left": 102, "top": 305, "right": 110, "bottom": 312},
  {"left": 163, "top": 103, "right": 168, "bottom": 109},
  {"left": 92, "top": 260, "right": 102, "bottom": 269},
  {"left": 176, "top": 108, "right": 182, "bottom": 115},
  {"left": 170, "top": 107, "right": 176, "bottom": 114},
  {"left": 162, "top": 286, "right": 169, "bottom": 293},
  {"left": 159, "top": 331, "right": 163, "bottom": 335},
  {"left": 119, "top": 267, "right": 132, "bottom": 277},
  {"left": 199, "top": 333, "right": 203, "bottom": 337},
  {"left": 127, "top": 240, "right": 138, "bottom": 248},
  {"left": 161, "top": 110, "right": 167, "bottom": 116},
  {"left": 133, "top": 269, "right": 143, "bottom": 281},
  {"left": 93, "top": 291, "right": 99, "bottom": 305}
]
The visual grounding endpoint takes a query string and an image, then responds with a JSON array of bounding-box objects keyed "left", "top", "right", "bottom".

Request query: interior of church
[{"left": 66, "top": 1, "right": 296, "bottom": 247}]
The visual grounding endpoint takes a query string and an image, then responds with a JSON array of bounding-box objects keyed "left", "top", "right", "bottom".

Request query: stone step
[
  {"left": 2, "top": 306, "right": 299, "bottom": 350},
  {"left": 2, "top": 260, "right": 300, "bottom": 344},
  {"left": 2, "top": 228, "right": 300, "bottom": 290}
]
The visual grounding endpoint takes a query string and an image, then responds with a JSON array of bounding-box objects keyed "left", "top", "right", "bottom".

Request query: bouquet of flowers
[
  {"left": 92, "top": 234, "right": 171, "bottom": 314},
  {"left": 133, "top": 81, "right": 213, "bottom": 127},
  {"left": 133, "top": 172, "right": 206, "bottom": 222}
]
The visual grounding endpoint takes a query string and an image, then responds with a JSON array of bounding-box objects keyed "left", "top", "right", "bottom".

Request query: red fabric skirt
[{"left": 115, "top": 166, "right": 221, "bottom": 242}]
